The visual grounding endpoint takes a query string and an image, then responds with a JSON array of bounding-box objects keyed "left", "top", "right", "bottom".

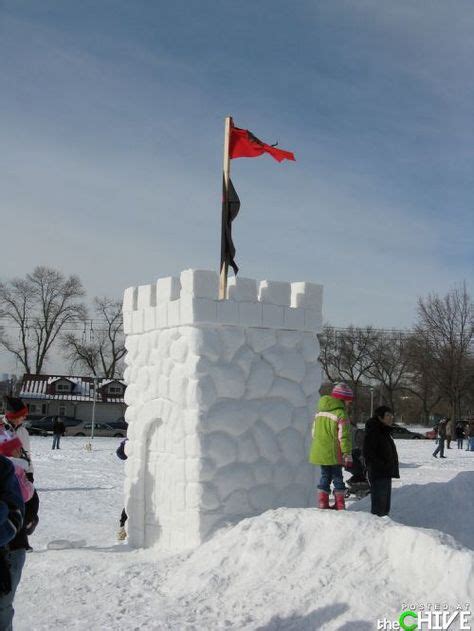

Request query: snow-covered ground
[{"left": 15, "top": 435, "right": 474, "bottom": 630}]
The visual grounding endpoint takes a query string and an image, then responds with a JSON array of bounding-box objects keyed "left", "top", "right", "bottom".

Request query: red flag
[{"left": 229, "top": 123, "right": 295, "bottom": 163}]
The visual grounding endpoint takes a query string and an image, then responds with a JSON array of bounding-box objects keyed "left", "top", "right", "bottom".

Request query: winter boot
[
  {"left": 317, "top": 490, "right": 330, "bottom": 509},
  {"left": 334, "top": 490, "right": 346, "bottom": 511},
  {"left": 117, "top": 526, "right": 127, "bottom": 541}
]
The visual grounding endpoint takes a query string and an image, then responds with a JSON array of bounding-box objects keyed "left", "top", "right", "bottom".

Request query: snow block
[
  {"left": 144, "top": 307, "right": 156, "bottom": 332},
  {"left": 217, "top": 300, "right": 240, "bottom": 325},
  {"left": 283, "top": 306, "right": 305, "bottom": 330},
  {"left": 239, "top": 302, "right": 263, "bottom": 327},
  {"left": 137, "top": 283, "right": 156, "bottom": 309},
  {"left": 123, "top": 285, "right": 138, "bottom": 312},
  {"left": 180, "top": 269, "right": 219, "bottom": 299},
  {"left": 262, "top": 303, "right": 284, "bottom": 328},
  {"left": 259, "top": 280, "right": 291, "bottom": 306},
  {"left": 291, "top": 282, "right": 323, "bottom": 310},
  {"left": 304, "top": 309, "right": 322, "bottom": 331},
  {"left": 167, "top": 300, "right": 180, "bottom": 327},
  {"left": 180, "top": 296, "right": 217, "bottom": 325},
  {"left": 226, "top": 276, "right": 258, "bottom": 302},
  {"left": 132, "top": 310, "right": 144, "bottom": 334},
  {"left": 123, "top": 311, "right": 133, "bottom": 335},
  {"left": 156, "top": 276, "right": 180, "bottom": 302}
]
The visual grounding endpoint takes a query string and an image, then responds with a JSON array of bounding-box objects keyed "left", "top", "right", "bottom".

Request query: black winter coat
[
  {"left": 53, "top": 419, "right": 65, "bottom": 436},
  {"left": 363, "top": 417, "right": 400, "bottom": 480}
]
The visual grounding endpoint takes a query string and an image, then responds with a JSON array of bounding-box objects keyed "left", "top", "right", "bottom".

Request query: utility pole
[{"left": 85, "top": 376, "right": 98, "bottom": 451}]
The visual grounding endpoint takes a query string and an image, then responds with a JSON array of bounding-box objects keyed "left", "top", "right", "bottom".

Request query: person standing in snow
[
  {"left": 467, "top": 423, "right": 474, "bottom": 451},
  {"left": 432, "top": 418, "right": 447, "bottom": 458},
  {"left": 0, "top": 455, "right": 25, "bottom": 631},
  {"left": 455, "top": 422, "right": 465, "bottom": 449},
  {"left": 363, "top": 406, "right": 399, "bottom": 517},
  {"left": 445, "top": 418, "right": 452, "bottom": 449},
  {"left": 309, "top": 383, "right": 353, "bottom": 510},
  {"left": 3, "top": 397, "right": 39, "bottom": 550},
  {"left": 3, "top": 397, "right": 35, "bottom": 482},
  {"left": 52, "top": 416, "right": 65, "bottom": 450}
]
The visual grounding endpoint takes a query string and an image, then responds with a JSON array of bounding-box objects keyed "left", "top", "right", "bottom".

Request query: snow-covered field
[{"left": 15, "top": 435, "right": 474, "bottom": 630}]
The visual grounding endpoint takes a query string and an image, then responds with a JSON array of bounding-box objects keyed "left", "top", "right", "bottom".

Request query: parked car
[
  {"left": 66, "top": 421, "right": 126, "bottom": 438},
  {"left": 107, "top": 419, "right": 128, "bottom": 431},
  {"left": 391, "top": 424, "right": 425, "bottom": 440},
  {"left": 24, "top": 416, "right": 82, "bottom": 436}
]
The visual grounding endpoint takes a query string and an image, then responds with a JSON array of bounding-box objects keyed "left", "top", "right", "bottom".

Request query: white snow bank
[
  {"left": 350, "top": 470, "right": 474, "bottom": 550},
  {"left": 158, "top": 508, "right": 473, "bottom": 630}
]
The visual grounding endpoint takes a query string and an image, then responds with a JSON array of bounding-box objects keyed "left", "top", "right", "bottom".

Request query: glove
[
  {"left": 0, "top": 550, "right": 11, "bottom": 595},
  {"left": 25, "top": 514, "right": 39, "bottom": 536},
  {"left": 343, "top": 454, "right": 353, "bottom": 468}
]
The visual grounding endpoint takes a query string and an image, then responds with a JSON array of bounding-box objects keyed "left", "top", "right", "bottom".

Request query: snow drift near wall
[
  {"left": 159, "top": 508, "right": 473, "bottom": 630},
  {"left": 350, "top": 470, "right": 474, "bottom": 550}
]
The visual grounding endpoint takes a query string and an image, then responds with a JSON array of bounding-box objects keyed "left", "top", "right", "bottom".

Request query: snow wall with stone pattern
[{"left": 122, "top": 270, "right": 323, "bottom": 551}]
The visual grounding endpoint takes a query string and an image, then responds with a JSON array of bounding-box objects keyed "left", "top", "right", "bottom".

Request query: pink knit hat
[{"left": 331, "top": 383, "right": 354, "bottom": 401}]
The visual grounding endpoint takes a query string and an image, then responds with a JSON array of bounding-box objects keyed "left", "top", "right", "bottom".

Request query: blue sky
[{"left": 0, "top": 0, "right": 473, "bottom": 371}]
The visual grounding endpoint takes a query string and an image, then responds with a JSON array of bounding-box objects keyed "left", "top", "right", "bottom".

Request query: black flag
[{"left": 222, "top": 177, "right": 240, "bottom": 274}]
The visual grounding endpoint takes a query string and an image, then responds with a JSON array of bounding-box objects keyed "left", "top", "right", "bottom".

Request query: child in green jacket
[{"left": 309, "top": 383, "right": 353, "bottom": 510}]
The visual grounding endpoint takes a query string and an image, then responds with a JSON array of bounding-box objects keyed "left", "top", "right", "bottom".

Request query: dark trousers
[
  {"left": 52, "top": 434, "right": 61, "bottom": 449},
  {"left": 457, "top": 438, "right": 463, "bottom": 449},
  {"left": 369, "top": 477, "right": 392, "bottom": 516},
  {"left": 318, "top": 464, "right": 345, "bottom": 493},
  {"left": 0, "top": 549, "right": 26, "bottom": 631},
  {"left": 433, "top": 438, "right": 445, "bottom": 457}
]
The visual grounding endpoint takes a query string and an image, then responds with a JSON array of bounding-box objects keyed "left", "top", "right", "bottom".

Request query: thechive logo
[{"left": 376, "top": 603, "right": 471, "bottom": 630}]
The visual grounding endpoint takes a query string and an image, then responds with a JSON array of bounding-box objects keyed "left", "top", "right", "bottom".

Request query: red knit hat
[
  {"left": 0, "top": 433, "right": 23, "bottom": 456},
  {"left": 331, "top": 383, "right": 354, "bottom": 401},
  {"left": 3, "top": 396, "right": 28, "bottom": 422}
]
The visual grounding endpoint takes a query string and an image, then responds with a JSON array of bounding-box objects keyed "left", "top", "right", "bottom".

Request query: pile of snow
[
  {"left": 15, "top": 437, "right": 474, "bottom": 630},
  {"left": 351, "top": 470, "right": 473, "bottom": 549},
  {"left": 159, "top": 508, "right": 473, "bottom": 630}
]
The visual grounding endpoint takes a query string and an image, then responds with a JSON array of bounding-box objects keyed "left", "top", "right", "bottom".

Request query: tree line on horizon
[
  {"left": 0, "top": 267, "right": 472, "bottom": 424},
  {"left": 320, "top": 283, "right": 473, "bottom": 424}
]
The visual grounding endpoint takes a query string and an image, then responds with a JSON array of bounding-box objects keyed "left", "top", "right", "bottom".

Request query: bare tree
[
  {"left": 0, "top": 266, "right": 86, "bottom": 374},
  {"left": 416, "top": 284, "right": 473, "bottom": 434},
  {"left": 402, "top": 332, "right": 442, "bottom": 423},
  {"left": 62, "top": 297, "right": 126, "bottom": 378},
  {"left": 366, "top": 331, "right": 412, "bottom": 412},
  {"left": 319, "top": 325, "right": 379, "bottom": 420}
]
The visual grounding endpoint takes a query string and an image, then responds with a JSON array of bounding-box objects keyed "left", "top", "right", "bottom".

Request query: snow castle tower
[{"left": 122, "top": 270, "right": 323, "bottom": 551}]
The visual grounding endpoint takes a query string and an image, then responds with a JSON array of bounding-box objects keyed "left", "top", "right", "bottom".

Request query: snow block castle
[{"left": 122, "top": 270, "right": 323, "bottom": 551}]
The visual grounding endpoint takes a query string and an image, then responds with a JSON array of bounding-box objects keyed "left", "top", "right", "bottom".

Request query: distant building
[{"left": 19, "top": 374, "right": 126, "bottom": 423}]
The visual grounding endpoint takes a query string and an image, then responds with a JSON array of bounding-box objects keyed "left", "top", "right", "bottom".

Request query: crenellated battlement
[{"left": 122, "top": 269, "right": 323, "bottom": 335}]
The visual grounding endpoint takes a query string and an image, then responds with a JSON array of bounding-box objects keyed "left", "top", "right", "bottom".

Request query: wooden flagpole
[{"left": 219, "top": 116, "right": 232, "bottom": 300}]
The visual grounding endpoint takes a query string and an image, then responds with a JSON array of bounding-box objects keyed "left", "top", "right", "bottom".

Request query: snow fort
[{"left": 122, "top": 270, "right": 323, "bottom": 551}]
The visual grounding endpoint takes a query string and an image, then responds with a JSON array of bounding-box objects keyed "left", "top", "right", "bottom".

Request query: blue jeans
[
  {"left": 318, "top": 465, "right": 345, "bottom": 493},
  {"left": 369, "top": 477, "right": 392, "bottom": 516},
  {"left": 52, "top": 434, "right": 61, "bottom": 449},
  {"left": 457, "top": 438, "right": 463, "bottom": 449},
  {"left": 0, "top": 549, "right": 26, "bottom": 631},
  {"left": 433, "top": 438, "right": 445, "bottom": 457}
]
